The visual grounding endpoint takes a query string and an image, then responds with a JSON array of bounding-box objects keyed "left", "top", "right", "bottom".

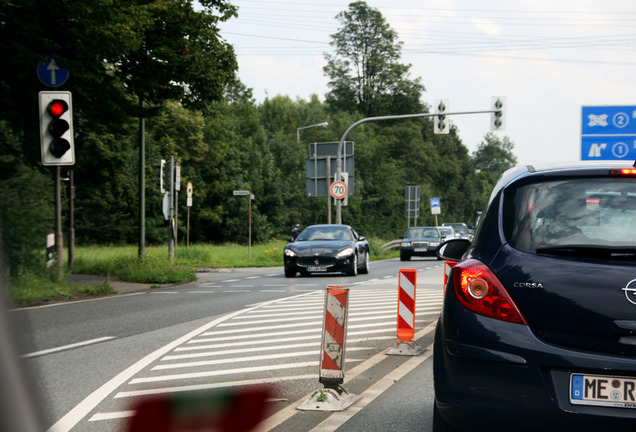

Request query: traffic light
[
  {"left": 491, "top": 96, "right": 506, "bottom": 130},
  {"left": 154, "top": 159, "right": 166, "bottom": 193},
  {"left": 39, "top": 91, "right": 74, "bottom": 165},
  {"left": 434, "top": 99, "right": 449, "bottom": 134}
]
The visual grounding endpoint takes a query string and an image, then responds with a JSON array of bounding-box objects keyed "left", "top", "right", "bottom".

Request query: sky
[{"left": 219, "top": 0, "right": 636, "bottom": 166}]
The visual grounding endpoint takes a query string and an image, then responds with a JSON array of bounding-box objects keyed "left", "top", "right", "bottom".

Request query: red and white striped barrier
[
  {"left": 298, "top": 286, "right": 360, "bottom": 411},
  {"left": 397, "top": 269, "right": 417, "bottom": 342},
  {"left": 443, "top": 260, "right": 458, "bottom": 294},
  {"left": 319, "top": 286, "right": 349, "bottom": 385},
  {"left": 388, "top": 269, "right": 425, "bottom": 356}
]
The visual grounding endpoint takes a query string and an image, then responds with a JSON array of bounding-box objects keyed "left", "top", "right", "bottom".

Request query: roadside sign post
[
  {"left": 581, "top": 106, "right": 636, "bottom": 161},
  {"left": 233, "top": 190, "right": 252, "bottom": 257},
  {"left": 186, "top": 182, "right": 193, "bottom": 250},
  {"left": 405, "top": 186, "right": 420, "bottom": 228},
  {"left": 431, "top": 198, "right": 441, "bottom": 227}
]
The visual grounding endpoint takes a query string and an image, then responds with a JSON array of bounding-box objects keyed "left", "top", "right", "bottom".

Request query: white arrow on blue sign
[
  {"left": 37, "top": 56, "right": 70, "bottom": 88},
  {"left": 581, "top": 106, "right": 636, "bottom": 161}
]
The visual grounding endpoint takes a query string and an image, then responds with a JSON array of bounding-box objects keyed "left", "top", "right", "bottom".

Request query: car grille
[
  {"left": 411, "top": 241, "right": 430, "bottom": 248},
  {"left": 297, "top": 257, "right": 337, "bottom": 267}
]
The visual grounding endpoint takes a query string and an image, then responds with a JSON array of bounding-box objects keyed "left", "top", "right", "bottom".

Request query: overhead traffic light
[
  {"left": 434, "top": 99, "right": 450, "bottom": 134},
  {"left": 491, "top": 96, "right": 506, "bottom": 130},
  {"left": 154, "top": 159, "right": 166, "bottom": 193},
  {"left": 39, "top": 91, "right": 75, "bottom": 165}
]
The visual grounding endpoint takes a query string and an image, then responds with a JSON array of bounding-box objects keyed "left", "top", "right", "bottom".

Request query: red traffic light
[{"left": 47, "top": 99, "right": 68, "bottom": 117}]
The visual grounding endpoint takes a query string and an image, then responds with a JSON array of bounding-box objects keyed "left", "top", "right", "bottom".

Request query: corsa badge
[{"left": 621, "top": 279, "right": 636, "bottom": 305}]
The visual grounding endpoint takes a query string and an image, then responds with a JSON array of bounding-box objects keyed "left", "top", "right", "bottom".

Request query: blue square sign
[{"left": 581, "top": 106, "right": 636, "bottom": 161}]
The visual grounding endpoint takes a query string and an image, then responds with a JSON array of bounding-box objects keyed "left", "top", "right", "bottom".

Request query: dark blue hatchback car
[{"left": 434, "top": 161, "right": 636, "bottom": 431}]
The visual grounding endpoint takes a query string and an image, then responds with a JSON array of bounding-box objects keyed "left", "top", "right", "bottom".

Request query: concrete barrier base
[
  {"left": 297, "top": 388, "right": 360, "bottom": 411},
  {"left": 386, "top": 340, "right": 426, "bottom": 356}
]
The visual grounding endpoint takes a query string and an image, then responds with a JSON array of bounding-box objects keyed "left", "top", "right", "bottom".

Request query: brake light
[
  {"left": 452, "top": 259, "right": 528, "bottom": 325},
  {"left": 610, "top": 168, "right": 636, "bottom": 177}
]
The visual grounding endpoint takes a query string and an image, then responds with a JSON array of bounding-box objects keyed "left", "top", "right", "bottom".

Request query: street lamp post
[{"left": 296, "top": 122, "right": 328, "bottom": 143}]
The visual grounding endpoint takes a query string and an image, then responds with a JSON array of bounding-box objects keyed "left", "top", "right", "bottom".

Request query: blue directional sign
[
  {"left": 37, "top": 56, "right": 70, "bottom": 88},
  {"left": 581, "top": 106, "right": 636, "bottom": 161}
]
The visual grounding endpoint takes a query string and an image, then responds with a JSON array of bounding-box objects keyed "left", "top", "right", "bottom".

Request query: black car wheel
[
  {"left": 400, "top": 252, "right": 411, "bottom": 261},
  {"left": 359, "top": 251, "right": 369, "bottom": 274},
  {"left": 284, "top": 269, "right": 296, "bottom": 278},
  {"left": 347, "top": 253, "right": 358, "bottom": 276}
]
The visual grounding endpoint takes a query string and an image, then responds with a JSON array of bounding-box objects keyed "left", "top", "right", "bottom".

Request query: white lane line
[
  {"left": 22, "top": 336, "right": 116, "bottom": 359},
  {"left": 114, "top": 374, "right": 316, "bottom": 399},
  {"left": 150, "top": 291, "right": 179, "bottom": 294},
  {"left": 187, "top": 291, "right": 217, "bottom": 294},
  {"left": 223, "top": 290, "right": 252, "bottom": 293},
  {"left": 88, "top": 411, "right": 135, "bottom": 422},
  {"left": 129, "top": 361, "right": 320, "bottom": 384},
  {"left": 259, "top": 290, "right": 286, "bottom": 293},
  {"left": 46, "top": 291, "right": 317, "bottom": 432},
  {"left": 155, "top": 347, "right": 372, "bottom": 371}
]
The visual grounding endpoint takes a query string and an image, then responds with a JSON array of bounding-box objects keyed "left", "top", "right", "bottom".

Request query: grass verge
[{"left": 10, "top": 238, "right": 399, "bottom": 306}]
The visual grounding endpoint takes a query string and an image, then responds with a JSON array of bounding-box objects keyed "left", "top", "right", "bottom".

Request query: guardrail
[{"left": 381, "top": 240, "right": 402, "bottom": 250}]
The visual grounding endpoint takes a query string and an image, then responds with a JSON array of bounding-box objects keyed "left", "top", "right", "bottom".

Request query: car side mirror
[
  {"left": 358, "top": 235, "right": 366, "bottom": 241},
  {"left": 436, "top": 239, "right": 471, "bottom": 261}
]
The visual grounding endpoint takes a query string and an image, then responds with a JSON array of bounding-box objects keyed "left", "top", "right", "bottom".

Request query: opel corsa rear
[{"left": 434, "top": 162, "right": 636, "bottom": 431}]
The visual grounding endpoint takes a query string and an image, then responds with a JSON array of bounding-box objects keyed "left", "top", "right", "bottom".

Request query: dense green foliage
[{"left": 0, "top": 1, "right": 517, "bottom": 285}]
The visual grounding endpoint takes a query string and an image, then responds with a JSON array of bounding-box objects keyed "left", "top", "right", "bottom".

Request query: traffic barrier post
[
  {"left": 387, "top": 269, "right": 425, "bottom": 356},
  {"left": 297, "top": 286, "right": 360, "bottom": 411}
]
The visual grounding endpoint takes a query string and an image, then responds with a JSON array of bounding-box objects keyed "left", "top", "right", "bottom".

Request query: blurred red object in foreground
[{"left": 126, "top": 387, "right": 272, "bottom": 432}]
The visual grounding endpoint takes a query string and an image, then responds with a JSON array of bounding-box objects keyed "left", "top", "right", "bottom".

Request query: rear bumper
[{"left": 434, "top": 305, "right": 636, "bottom": 431}]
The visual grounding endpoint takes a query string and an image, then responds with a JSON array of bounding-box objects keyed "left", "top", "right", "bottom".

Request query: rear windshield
[
  {"left": 504, "top": 178, "right": 636, "bottom": 253},
  {"left": 406, "top": 228, "right": 440, "bottom": 238}
]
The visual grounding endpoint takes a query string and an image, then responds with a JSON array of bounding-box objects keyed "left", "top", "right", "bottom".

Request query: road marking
[
  {"left": 22, "top": 336, "right": 116, "bottom": 359},
  {"left": 115, "top": 374, "right": 317, "bottom": 399},
  {"left": 223, "top": 290, "right": 252, "bottom": 293},
  {"left": 46, "top": 291, "right": 318, "bottom": 432},
  {"left": 150, "top": 291, "right": 179, "bottom": 294}
]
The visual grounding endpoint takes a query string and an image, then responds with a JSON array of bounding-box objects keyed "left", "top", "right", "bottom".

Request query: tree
[
  {"left": 472, "top": 132, "right": 519, "bottom": 204},
  {"left": 472, "top": 133, "right": 518, "bottom": 177},
  {"left": 323, "top": 1, "right": 425, "bottom": 117}
]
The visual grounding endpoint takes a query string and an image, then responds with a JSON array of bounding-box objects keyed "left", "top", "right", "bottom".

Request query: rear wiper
[{"left": 535, "top": 244, "right": 636, "bottom": 258}]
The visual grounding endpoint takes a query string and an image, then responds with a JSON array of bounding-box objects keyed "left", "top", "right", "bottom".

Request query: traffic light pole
[
  {"left": 334, "top": 109, "right": 498, "bottom": 224},
  {"left": 55, "top": 167, "right": 63, "bottom": 274}
]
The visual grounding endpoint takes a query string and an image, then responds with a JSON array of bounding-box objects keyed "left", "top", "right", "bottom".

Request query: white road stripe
[{"left": 22, "top": 336, "right": 115, "bottom": 359}]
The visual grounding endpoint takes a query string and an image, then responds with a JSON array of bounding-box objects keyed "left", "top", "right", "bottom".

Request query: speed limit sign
[{"left": 330, "top": 181, "right": 348, "bottom": 199}]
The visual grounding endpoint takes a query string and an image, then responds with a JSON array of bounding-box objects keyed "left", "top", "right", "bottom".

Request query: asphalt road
[{"left": 9, "top": 257, "right": 444, "bottom": 431}]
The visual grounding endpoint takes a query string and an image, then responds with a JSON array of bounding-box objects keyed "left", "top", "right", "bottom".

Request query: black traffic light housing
[
  {"left": 434, "top": 99, "right": 450, "bottom": 134},
  {"left": 39, "top": 91, "right": 75, "bottom": 165}
]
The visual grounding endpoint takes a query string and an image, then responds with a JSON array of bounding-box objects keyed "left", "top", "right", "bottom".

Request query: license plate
[
  {"left": 570, "top": 373, "right": 636, "bottom": 408},
  {"left": 307, "top": 266, "right": 327, "bottom": 272},
  {"left": 414, "top": 248, "right": 428, "bottom": 252}
]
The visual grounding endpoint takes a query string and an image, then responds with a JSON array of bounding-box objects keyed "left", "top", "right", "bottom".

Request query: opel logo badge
[{"left": 621, "top": 279, "right": 636, "bottom": 305}]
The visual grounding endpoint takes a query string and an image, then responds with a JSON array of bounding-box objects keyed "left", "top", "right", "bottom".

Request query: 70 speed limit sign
[{"left": 330, "top": 181, "right": 348, "bottom": 199}]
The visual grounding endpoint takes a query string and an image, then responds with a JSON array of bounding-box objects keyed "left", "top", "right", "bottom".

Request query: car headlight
[
  {"left": 284, "top": 249, "right": 296, "bottom": 257},
  {"left": 336, "top": 247, "right": 354, "bottom": 258},
  {"left": 401, "top": 241, "right": 412, "bottom": 247}
]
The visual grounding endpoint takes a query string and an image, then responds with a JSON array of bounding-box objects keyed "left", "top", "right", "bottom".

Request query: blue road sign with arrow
[
  {"left": 581, "top": 106, "right": 636, "bottom": 161},
  {"left": 37, "top": 56, "right": 69, "bottom": 88}
]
